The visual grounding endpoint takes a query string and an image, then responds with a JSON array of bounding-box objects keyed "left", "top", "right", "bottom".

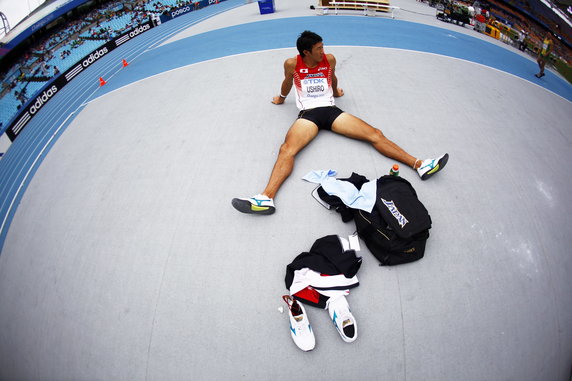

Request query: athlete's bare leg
[
  {"left": 537, "top": 56, "right": 546, "bottom": 76},
  {"left": 331, "top": 113, "right": 420, "bottom": 168},
  {"left": 262, "top": 119, "right": 319, "bottom": 199}
]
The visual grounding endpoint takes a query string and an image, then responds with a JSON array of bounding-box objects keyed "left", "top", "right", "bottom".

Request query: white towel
[{"left": 303, "top": 170, "right": 377, "bottom": 213}]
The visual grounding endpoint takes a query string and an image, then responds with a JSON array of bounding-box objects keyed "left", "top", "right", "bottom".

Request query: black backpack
[{"left": 316, "top": 174, "right": 432, "bottom": 266}]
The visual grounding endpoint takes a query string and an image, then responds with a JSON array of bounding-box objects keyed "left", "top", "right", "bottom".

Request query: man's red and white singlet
[{"left": 293, "top": 54, "right": 335, "bottom": 110}]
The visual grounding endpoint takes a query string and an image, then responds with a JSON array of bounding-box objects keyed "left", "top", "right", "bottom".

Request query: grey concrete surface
[{"left": 0, "top": 1, "right": 571, "bottom": 380}]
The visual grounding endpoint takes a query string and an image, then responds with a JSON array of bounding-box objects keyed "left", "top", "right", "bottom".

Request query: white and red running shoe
[{"left": 283, "top": 295, "right": 315, "bottom": 351}]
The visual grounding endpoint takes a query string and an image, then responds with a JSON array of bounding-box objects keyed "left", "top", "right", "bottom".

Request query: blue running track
[{"left": 1, "top": 1, "right": 571, "bottom": 251}]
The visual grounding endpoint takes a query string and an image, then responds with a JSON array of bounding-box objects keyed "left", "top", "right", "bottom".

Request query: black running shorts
[{"left": 297, "top": 106, "right": 344, "bottom": 131}]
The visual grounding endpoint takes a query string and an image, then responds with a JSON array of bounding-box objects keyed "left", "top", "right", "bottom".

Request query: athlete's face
[{"left": 306, "top": 42, "right": 324, "bottom": 63}]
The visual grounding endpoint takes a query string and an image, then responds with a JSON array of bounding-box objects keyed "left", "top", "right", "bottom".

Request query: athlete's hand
[
  {"left": 333, "top": 88, "right": 344, "bottom": 97},
  {"left": 271, "top": 95, "right": 285, "bottom": 105}
]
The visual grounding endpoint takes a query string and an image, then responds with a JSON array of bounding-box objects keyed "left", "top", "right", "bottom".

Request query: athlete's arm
[
  {"left": 327, "top": 54, "right": 344, "bottom": 97},
  {"left": 272, "top": 58, "right": 296, "bottom": 105}
]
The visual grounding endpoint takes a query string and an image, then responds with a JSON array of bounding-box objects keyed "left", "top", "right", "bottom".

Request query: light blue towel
[{"left": 303, "top": 170, "right": 377, "bottom": 213}]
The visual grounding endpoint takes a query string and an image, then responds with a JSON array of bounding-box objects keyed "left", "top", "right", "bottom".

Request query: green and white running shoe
[
  {"left": 283, "top": 295, "right": 315, "bottom": 352},
  {"left": 231, "top": 194, "right": 275, "bottom": 215},
  {"left": 417, "top": 153, "right": 449, "bottom": 180}
]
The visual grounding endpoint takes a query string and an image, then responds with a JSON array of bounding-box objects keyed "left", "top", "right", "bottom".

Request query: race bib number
[{"left": 302, "top": 77, "right": 328, "bottom": 98}]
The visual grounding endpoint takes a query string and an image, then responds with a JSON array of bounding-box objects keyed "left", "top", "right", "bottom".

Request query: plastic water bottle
[{"left": 389, "top": 164, "right": 399, "bottom": 176}]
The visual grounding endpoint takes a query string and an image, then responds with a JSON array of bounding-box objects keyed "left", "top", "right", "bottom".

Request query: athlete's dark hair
[{"left": 296, "top": 31, "right": 323, "bottom": 57}]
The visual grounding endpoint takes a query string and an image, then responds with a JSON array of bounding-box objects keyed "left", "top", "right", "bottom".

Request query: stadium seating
[{"left": 0, "top": 0, "right": 158, "bottom": 128}]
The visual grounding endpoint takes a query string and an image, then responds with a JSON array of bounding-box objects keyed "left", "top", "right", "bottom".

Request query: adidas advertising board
[
  {"left": 171, "top": 6, "right": 192, "bottom": 18},
  {"left": 5, "top": 21, "right": 155, "bottom": 142},
  {"left": 160, "top": 0, "right": 226, "bottom": 22}
]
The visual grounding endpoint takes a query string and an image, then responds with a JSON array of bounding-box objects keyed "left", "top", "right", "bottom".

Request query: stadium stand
[
  {"left": 0, "top": 0, "right": 570, "bottom": 132},
  {"left": 0, "top": 0, "right": 203, "bottom": 131}
]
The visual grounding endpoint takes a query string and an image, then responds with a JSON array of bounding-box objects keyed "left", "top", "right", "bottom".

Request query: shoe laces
[
  {"left": 283, "top": 295, "right": 310, "bottom": 331},
  {"left": 329, "top": 298, "right": 352, "bottom": 323},
  {"left": 251, "top": 194, "right": 271, "bottom": 205},
  {"left": 420, "top": 159, "right": 435, "bottom": 170}
]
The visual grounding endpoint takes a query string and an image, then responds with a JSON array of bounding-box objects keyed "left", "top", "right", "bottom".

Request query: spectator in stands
[
  {"left": 535, "top": 32, "right": 553, "bottom": 78},
  {"left": 518, "top": 29, "right": 528, "bottom": 51},
  {"left": 474, "top": 13, "right": 486, "bottom": 33},
  {"left": 41, "top": 62, "right": 49, "bottom": 77},
  {"left": 15, "top": 89, "right": 27, "bottom": 105}
]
